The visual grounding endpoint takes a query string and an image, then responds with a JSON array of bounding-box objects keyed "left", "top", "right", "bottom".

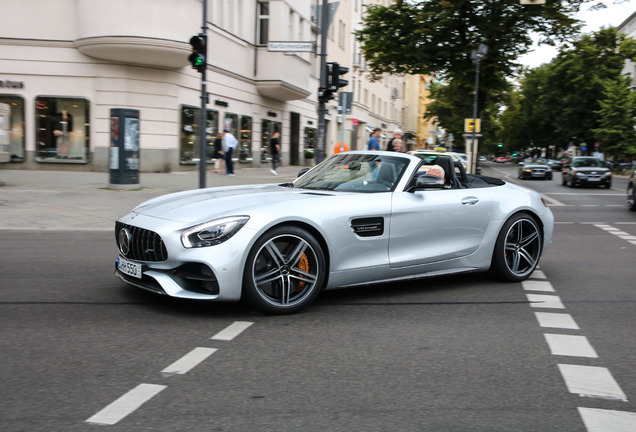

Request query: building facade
[{"left": 0, "top": 0, "right": 409, "bottom": 172}]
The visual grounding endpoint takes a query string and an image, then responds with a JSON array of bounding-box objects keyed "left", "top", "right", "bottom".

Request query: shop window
[
  {"left": 180, "top": 105, "right": 219, "bottom": 164},
  {"left": 261, "top": 119, "right": 281, "bottom": 163},
  {"left": 35, "top": 97, "right": 90, "bottom": 163},
  {"left": 238, "top": 116, "right": 252, "bottom": 163},
  {"left": 0, "top": 95, "right": 25, "bottom": 162}
]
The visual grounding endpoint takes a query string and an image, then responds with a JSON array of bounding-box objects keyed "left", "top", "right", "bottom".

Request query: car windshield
[
  {"left": 530, "top": 158, "right": 547, "bottom": 165},
  {"left": 412, "top": 153, "right": 449, "bottom": 165},
  {"left": 292, "top": 153, "right": 409, "bottom": 192},
  {"left": 572, "top": 158, "right": 603, "bottom": 167}
]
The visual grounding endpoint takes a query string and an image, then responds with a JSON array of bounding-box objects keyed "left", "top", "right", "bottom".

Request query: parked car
[
  {"left": 628, "top": 170, "right": 636, "bottom": 211},
  {"left": 494, "top": 156, "right": 507, "bottom": 163},
  {"left": 547, "top": 159, "right": 562, "bottom": 170},
  {"left": 561, "top": 156, "right": 612, "bottom": 188},
  {"left": 518, "top": 158, "right": 553, "bottom": 180},
  {"left": 114, "top": 151, "right": 554, "bottom": 314}
]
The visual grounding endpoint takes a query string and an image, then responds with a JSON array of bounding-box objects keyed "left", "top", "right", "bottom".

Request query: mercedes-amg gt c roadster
[{"left": 115, "top": 151, "right": 553, "bottom": 314}]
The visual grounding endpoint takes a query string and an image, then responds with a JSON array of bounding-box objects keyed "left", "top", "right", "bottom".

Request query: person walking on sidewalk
[
  {"left": 212, "top": 132, "right": 224, "bottom": 173},
  {"left": 269, "top": 131, "right": 281, "bottom": 175},
  {"left": 367, "top": 127, "right": 381, "bottom": 151},
  {"left": 223, "top": 128, "right": 238, "bottom": 176}
]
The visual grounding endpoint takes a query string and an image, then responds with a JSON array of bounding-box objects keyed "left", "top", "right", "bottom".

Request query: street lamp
[{"left": 469, "top": 43, "right": 487, "bottom": 175}]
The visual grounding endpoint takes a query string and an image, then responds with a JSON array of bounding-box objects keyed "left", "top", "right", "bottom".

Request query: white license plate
[
  {"left": 117, "top": 255, "right": 142, "bottom": 279},
  {"left": 587, "top": 177, "right": 600, "bottom": 181}
]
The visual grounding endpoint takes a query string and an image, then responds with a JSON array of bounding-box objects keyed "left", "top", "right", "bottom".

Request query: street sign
[
  {"left": 267, "top": 41, "right": 315, "bottom": 52},
  {"left": 338, "top": 92, "right": 352, "bottom": 114},
  {"left": 464, "top": 118, "right": 481, "bottom": 133}
]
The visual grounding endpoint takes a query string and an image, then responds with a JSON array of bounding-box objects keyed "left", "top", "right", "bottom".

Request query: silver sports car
[{"left": 115, "top": 151, "right": 554, "bottom": 314}]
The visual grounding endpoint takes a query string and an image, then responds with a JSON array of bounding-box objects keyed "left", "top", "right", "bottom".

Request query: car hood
[
  {"left": 524, "top": 164, "right": 549, "bottom": 169},
  {"left": 130, "top": 184, "right": 331, "bottom": 223}
]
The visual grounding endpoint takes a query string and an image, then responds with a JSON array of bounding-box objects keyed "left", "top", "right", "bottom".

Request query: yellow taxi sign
[{"left": 464, "top": 118, "right": 481, "bottom": 133}]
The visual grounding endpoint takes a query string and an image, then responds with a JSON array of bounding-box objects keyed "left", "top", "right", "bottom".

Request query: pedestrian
[
  {"left": 269, "top": 131, "right": 281, "bottom": 175},
  {"left": 386, "top": 128, "right": 403, "bottom": 152},
  {"left": 367, "top": 127, "right": 381, "bottom": 151},
  {"left": 392, "top": 138, "right": 404, "bottom": 153},
  {"left": 223, "top": 128, "right": 238, "bottom": 176},
  {"left": 212, "top": 132, "right": 224, "bottom": 173}
]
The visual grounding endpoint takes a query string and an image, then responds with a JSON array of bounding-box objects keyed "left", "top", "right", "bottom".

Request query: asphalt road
[{"left": 1, "top": 162, "right": 635, "bottom": 431}]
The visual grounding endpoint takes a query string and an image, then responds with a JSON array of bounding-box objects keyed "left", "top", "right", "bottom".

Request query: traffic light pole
[
  {"left": 198, "top": 0, "right": 208, "bottom": 188},
  {"left": 315, "top": 0, "right": 329, "bottom": 165}
]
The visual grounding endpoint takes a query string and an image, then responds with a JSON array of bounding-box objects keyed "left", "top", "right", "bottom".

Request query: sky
[{"left": 518, "top": 0, "right": 635, "bottom": 68}]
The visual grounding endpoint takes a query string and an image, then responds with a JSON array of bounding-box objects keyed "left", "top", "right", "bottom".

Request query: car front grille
[{"left": 115, "top": 221, "right": 168, "bottom": 262}]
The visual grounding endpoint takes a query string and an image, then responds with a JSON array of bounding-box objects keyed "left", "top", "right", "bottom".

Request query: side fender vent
[{"left": 351, "top": 217, "right": 384, "bottom": 237}]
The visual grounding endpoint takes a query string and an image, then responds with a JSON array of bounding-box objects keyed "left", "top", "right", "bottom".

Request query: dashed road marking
[
  {"left": 522, "top": 280, "right": 554, "bottom": 292},
  {"left": 544, "top": 334, "right": 598, "bottom": 358},
  {"left": 578, "top": 408, "right": 636, "bottom": 432},
  {"left": 534, "top": 312, "right": 580, "bottom": 330},
  {"left": 526, "top": 293, "right": 565, "bottom": 309},
  {"left": 211, "top": 320, "right": 254, "bottom": 341},
  {"left": 86, "top": 383, "right": 166, "bottom": 425},
  {"left": 558, "top": 364, "right": 627, "bottom": 402},
  {"left": 161, "top": 347, "right": 217, "bottom": 376},
  {"left": 593, "top": 223, "right": 636, "bottom": 247}
]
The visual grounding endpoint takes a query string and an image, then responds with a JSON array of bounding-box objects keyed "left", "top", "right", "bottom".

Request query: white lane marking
[
  {"left": 558, "top": 364, "right": 627, "bottom": 402},
  {"left": 578, "top": 408, "right": 636, "bottom": 432},
  {"left": 161, "top": 347, "right": 217, "bottom": 376},
  {"left": 522, "top": 280, "right": 554, "bottom": 292},
  {"left": 86, "top": 383, "right": 167, "bottom": 425},
  {"left": 526, "top": 294, "right": 565, "bottom": 309},
  {"left": 594, "top": 223, "right": 636, "bottom": 247},
  {"left": 530, "top": 269, "right": 546, "bottom": 279},
  {"left": 544, "top": 334, "right": 598, "bottom": 358},
  {"left": 534, "top": 312, "right": 580, "bottom": 330},
  {"left": 542, "top": 194, "right": 566, "bottom": 206},
  {"left": 211, "top": 321, "right": 254, "bottom": 341}
]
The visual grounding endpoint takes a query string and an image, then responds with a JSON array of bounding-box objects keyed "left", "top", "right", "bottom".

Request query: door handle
[{"left": 461, "top": 196, "right": 479, "bottom": 205}]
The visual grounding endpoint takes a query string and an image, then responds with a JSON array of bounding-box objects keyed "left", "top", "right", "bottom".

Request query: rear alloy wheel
[
  {"left": 243, "top": 226, "right": 326, "bottom": 314},
  {"left": 491, "top": 213, "right": 542, "bottom": 282}
]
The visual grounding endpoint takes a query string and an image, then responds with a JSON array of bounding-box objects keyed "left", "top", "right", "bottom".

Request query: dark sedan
[
  {"left": 518, "top": 158, "right": 552, "bottom": 180},
  {"left": 561, "top": 156, "right": 612, "bottom": 188}
]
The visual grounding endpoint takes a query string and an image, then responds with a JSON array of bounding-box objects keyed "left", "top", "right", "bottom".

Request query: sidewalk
[{"left": 0, "top": 165, "right": 303, "bottom": 231}]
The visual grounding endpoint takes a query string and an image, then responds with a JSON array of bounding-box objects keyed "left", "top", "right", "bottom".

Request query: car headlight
[
  {"left": 575, "top": 172, "right": 587, "bottom": 177},
  {"left": 181, "top": 216, "right": 250, "bottom": 248},
  {"left": 603, "top": 172, "right": 612, "bottom": 177}
]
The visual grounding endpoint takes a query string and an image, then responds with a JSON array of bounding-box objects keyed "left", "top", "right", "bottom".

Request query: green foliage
[
  {"left": 592, "top": 76, "right": 636, "bottom": 157},
  {"left": 512, "top": 27, "right": 636, "bottom": 157},
  {"left": 355, "top": 0, "right": 590, "bottom": 150}
]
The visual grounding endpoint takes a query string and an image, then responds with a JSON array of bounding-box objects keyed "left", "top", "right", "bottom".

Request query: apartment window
[
  {"left": 0, "top": 95, "right": 25, "bottom": 162},
  {"left": 257, "top": 1, "right": 269, "bottom": 45},
  {"left": 338, "top": 20, "right": 345, "bottom": 48},
  {"left": 35, "top": 97, "right": 89, "bottom": 163}
]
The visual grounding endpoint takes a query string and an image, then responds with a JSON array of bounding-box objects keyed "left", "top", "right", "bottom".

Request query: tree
[
  {"left": 355, "top": 0, "right": 594, "bottom": 148},
  {"left": 593, "top": 76, "right": 636, "bottom": 158},
  {"left": 515, "top": 27, "right": 636, "bottom": 155}
]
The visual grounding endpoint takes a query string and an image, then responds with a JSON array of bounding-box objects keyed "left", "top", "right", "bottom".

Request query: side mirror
[
  {"left": 408, "top": 174, "right": 445, "bottom": 192},
  {"left": 297, "top": 168, "right": 310, "bottom": 177}
]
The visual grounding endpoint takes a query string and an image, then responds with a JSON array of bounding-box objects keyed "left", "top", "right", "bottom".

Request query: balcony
[{"left": 255, "top": 48, "right": 312, "bottom": 102}]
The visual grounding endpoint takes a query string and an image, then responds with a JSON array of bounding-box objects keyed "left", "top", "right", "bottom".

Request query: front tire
[
  {"left": 242, "top": 226, "right": 326, "bottom": 314},
  {"left": 490, "top": 213, "right": 542, "bottom": 282}
]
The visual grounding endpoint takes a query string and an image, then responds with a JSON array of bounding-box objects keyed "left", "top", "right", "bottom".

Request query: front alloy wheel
[
  {"left": 491, "top": 213, "right": 542, "bottom": 282},
  {"left": 243, "top": 226, "right": 326, "bottom": 314}
]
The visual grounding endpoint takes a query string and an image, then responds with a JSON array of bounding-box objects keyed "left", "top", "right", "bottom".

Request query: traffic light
[
  {"left": 327, "top": 62, "right": 349, "bottom": 91},
  {"left": 318, "top": 86, "right": 333, "bottom": 104},
  {"left": 188, "top": 34, "right": 207, "bottom": 73}
]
